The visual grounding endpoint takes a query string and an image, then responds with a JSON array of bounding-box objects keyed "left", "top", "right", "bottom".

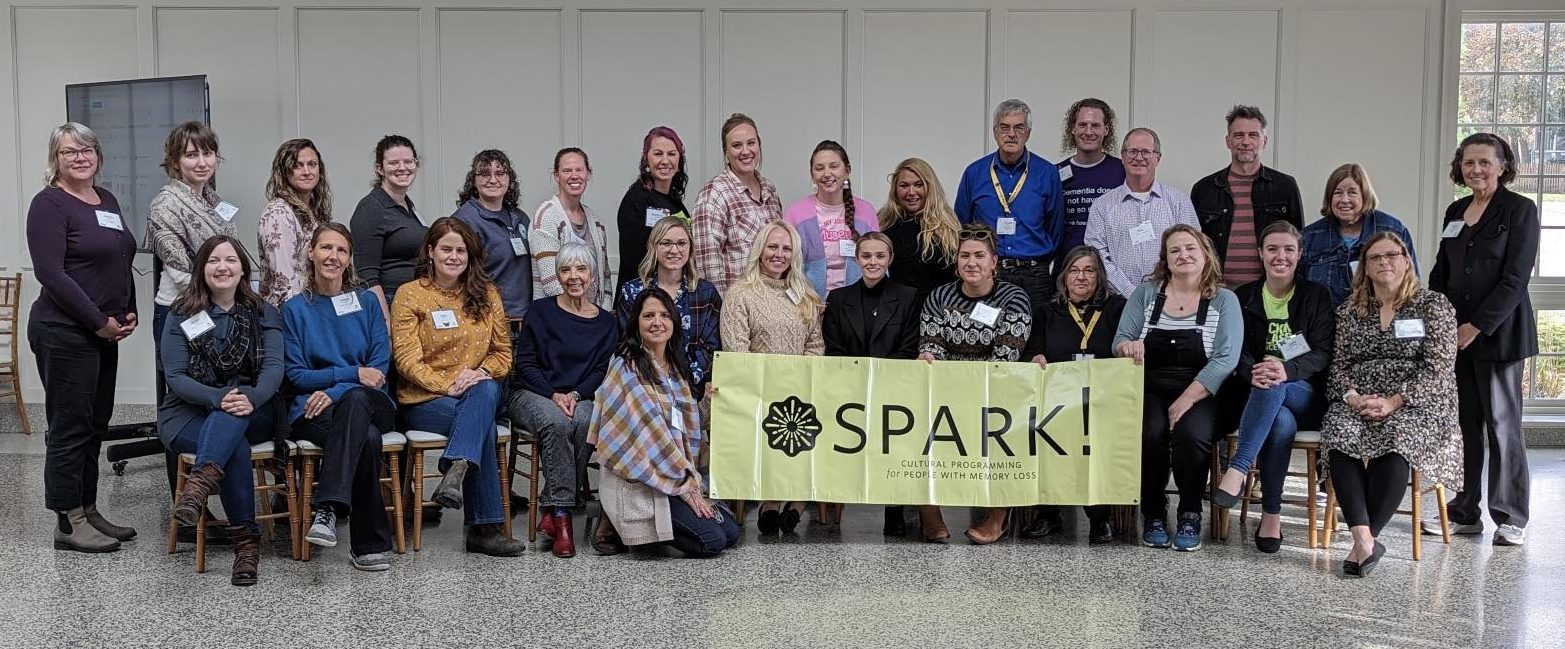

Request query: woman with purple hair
[{"left": 615, "top": 126, "right": 690, "bottom": 296}]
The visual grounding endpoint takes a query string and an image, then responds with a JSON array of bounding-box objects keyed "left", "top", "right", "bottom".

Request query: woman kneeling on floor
[
  {"left": 392, "top": 217, "right": 523, "bottom": 556},
  {"left": 283, "top": 223, "right": 398, "bottom": 570},
  {"left": 161, "top": 235, "right": 284, "bottom": 586},
  {"left": 589, "top": 288, "right": 739, "bottom": 557}
]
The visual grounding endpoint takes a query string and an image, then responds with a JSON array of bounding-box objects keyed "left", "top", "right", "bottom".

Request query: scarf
[{"left": 587, "top": 356, "right": 703, "bottom": 496}]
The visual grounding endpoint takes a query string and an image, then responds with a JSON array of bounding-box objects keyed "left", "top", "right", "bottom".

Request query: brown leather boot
[
  {"left": 592, "top": 517, "right": 626, "bottom": 556},
  {"left": 230, "top": 526, "right": 260, "bottom": 587},
  {"left": 964, "top": 508, "right": 1010, "bottom": 545},
  {"left": 918, "top": 506, "right": 950, "bottom": 543},
  {"left": 174, "top": 463, "right": 225, "bottom": 526}
]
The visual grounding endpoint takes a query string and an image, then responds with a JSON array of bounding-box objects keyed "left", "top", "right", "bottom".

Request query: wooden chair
[
  {"left": 294, "top": 431, "right": 409, "bottom": 559},
  {"left": 1322, "top": 468, "right": 1451, "bottom": 560},
  {"left": 1211, "top": 430, "right": 1324, "bottom": 548},
  {"left": 505, "top": 421, "right": 542, "bottom": 542},
  {"left": 0, "top": 273, "right": 29, "bottom": 434},
  {"left": 405, "top": 427, "right": 512, "bottom": 551},
  {"left": 165, "top": 441, "right": 300, "bottom": 572}
]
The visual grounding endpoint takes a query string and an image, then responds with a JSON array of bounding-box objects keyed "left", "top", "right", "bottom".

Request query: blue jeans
[
  {"left": 401, "top": 380, "right": 503, "bottom": 526},
  {"left": 168, "top": 409, "right": 276, "bottom": 534},
  {"left": 666, "top": 496, "right": 740, "bottom": 557},
  {"left": 1232, "top": 380, "right": 1316, "bottom": 514}
]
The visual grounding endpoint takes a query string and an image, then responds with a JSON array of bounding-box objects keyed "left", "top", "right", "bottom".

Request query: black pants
[
  {"left": 1328, "top": 450, "right": 1409, "bottom": 535},
  {"left": 291, "top": 387, "right": 396, "bottom": 555},
  {"left": 1449, "top": 353, "right": 1529, "bottom": 528},
  {"left": 29, "top": 320, "right": 118, "bottom": 511},
  {"left": 1142, "top": 375, "right": 1218, "bottom": 519},
  {"left": 998, "top": 263, "right": 1054, "bottom": 313}
]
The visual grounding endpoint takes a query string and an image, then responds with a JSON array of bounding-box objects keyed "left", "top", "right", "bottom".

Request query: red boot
[{"left": 548, "top": 511, "right": 575, "bottom": 558}]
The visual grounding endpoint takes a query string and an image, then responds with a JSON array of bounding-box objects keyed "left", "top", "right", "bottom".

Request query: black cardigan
[
  {"left": 1021, "top": 294, "right": 1127, "bottom": 362},
  {"left": 822, "top": 279, "right": 920, "bottom": 359},
  {"left": 614, "top": 181, "right": 689, "bottom": 295},
  {"left": 1232, "top": 278, "right": 1335, "bottom": 389},
  {"left": 1429, "top": 186, "right": 1539, "bottom": 362}
]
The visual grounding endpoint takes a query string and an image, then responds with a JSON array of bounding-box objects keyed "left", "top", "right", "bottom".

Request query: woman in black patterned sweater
[{"left": 916, "top": 223, "right": 1032, "bottom": 544}]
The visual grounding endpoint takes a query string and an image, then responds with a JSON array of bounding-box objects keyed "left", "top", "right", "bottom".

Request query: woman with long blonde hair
[
  {"left": 877, "top": 158, "right": 959, "bottom": 298},
  {"left": 718, "top": 219, "right": 824, "bottom": 535}
]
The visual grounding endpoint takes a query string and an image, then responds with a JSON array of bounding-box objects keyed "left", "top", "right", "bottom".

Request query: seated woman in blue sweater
[
  {"left": 283, "top": 223, "right": 397, "bottom": 571},
  {"left": 160, "top": 235, "right": 284, "bottom": 587},
  {"left": 506, "top": 241, "right": 619, "bottom": 558}
]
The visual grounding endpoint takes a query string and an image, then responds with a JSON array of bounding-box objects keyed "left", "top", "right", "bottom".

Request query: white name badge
[
  {"left": 996, "top": 217, "right": 1018, "bottom": 236},
  {"left": 180, "top": 311, "right": 215, "bottom": 340},
  {"left": 331, "top": 292, "right": 362, "bottom": 316},
  {"left": 432, "top": 309, "right": 459, "bottom": 330},
  {"left": 1392, "top": 318, "right": 1426, "bottom": 339},
  {"left": 671, "top": 407, "right": 685, "bottom": 432},
  {"left": 1058, "top": 165, "right": 1074, "bottom": 182},
  {"left": 1442, "top": 220, "right": 1465, "bottom": 238},
  {"left": 214, "top": 201, "right": 238, "bottom": 222},
  {"left": 1279, "top": 333, "right": 1310, "bottom": 361},
  {"left": 969, "top": 302, "right": 1000, "bottom": 327},
  {"left": 95, "top": 210, "right": 123, "bottom": 231},
  {"left": 1129, "top": 221, "right": 1156, "bottom": 246},
  {"left": 1073, "top": 353, "right": 1095, "bottom": 361},
  {"left": 838, "top": 239, "right": 856, "bottom": 257},
  {"left": 785, "top": 288, "right": 801, "bottom": 305},
  {"left": 645, "top": 207, "right": 670, "bottom": 227},
  {"left": 1350, "top": 260, "right": 1360, "bottom": 276},
  {"left": 510, "top": 236, "right": 527, "bottom": 257}
]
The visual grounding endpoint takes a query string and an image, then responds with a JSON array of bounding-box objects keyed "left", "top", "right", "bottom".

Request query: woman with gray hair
[
  {"left": 507, "top": 241, "right": 620, "bottom": 558},
  {"left": 27, "top": 122, "right": 140, "bottom": 553}
]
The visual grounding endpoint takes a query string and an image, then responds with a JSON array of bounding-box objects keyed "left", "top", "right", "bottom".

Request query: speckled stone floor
[{"left": 0, "top": 430, "right": 1560, "bottom": 649}]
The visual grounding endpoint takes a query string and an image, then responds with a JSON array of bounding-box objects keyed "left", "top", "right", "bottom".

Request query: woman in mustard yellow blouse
[{"left": 391, "top": 217, "right": 522, "bottom": 556}]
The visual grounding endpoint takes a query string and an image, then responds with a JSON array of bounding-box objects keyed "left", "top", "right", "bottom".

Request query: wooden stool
[
  {"left": 294, "top": 431, "right": 408, "bottom": 559},
  {"left": 165, "top": 441, "right": 300, "bottom": 573},
  {"left": 405, "top": 427, "right": 512, "bottom": 551},
  {"left": 0, "top": 273, "right": 28, "bottom": 435},
  {"left": 1322, "top": 467, "right": 1451, "bottom": 560},
  {"left": 505, "top": 421, "right": 542, "bottom": 542},
  {"left": 1212, "top": 430, "right": 1324, "bottom": 547}
]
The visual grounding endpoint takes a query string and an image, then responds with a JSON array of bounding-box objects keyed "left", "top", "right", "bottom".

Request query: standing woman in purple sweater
[{"left": 26, "top": 123, "right": 140, "bottom": 553}]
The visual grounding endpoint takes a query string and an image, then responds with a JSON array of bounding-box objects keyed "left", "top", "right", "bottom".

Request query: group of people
[{"left": 24, "top": 95, "right": 1536, "bottom": 585}]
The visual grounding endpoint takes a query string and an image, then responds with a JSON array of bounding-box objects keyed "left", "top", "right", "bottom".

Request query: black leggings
[{"left": 1328, "top": 450, "right": 1409, "bottom": 536}]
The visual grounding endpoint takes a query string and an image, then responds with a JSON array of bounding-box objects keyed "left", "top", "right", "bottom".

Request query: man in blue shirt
[{"left": 955, "top": 98, "right": 1066, "bottom": 308}]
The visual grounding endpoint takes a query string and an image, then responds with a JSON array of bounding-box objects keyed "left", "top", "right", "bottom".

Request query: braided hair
[{"left": 811, "top": 140, "right": 858, "bottom": 237}]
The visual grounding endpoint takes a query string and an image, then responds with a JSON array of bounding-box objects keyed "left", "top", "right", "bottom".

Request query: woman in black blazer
[
  {"left": 1018, "top": 246, "right": 1127, "bottom": 543},
  {"left": 1428, "top": 132, "right": 1539, "bottom": 547},
  {"left": 822, "top": 232, "right": 945, "bottom": 541}
]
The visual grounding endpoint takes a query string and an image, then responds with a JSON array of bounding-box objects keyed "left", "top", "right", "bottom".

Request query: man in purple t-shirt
[{"left": 1054, "top": 98, "right": 1127, "bottom": 260}]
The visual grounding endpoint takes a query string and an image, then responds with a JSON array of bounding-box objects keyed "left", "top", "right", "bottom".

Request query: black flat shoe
[
  {"left": 1254, "top": 530, "right": 1282, "bottom": 554},
  {"left": 757, "top": 509, "right": 781, "bottom": 536},
  {"left": 781, "top": 508, "right": 802, "bottom": 534},
  {"left": 1019, "top": 508, "right": 1063, "bottom": 539},
  {"left": 1210, "top": 488, "right": 1241, "bottom": 509},
  {"left": 1342, "top": 559, "right": 1360, "bottom": 576},
  {"left": 1088, "top": 519, "right": 1115, "bottom": 544},
  {"left": 1357, "top": 541, "right": 1386, "bottom": 576},
  {"left": 882, "top": 506, "right": 907, "bottom": 536}
]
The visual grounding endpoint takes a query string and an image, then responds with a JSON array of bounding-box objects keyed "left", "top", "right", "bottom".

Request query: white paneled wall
[{"left": 0, "top": 0, "right": 1480, "bottom": 404}]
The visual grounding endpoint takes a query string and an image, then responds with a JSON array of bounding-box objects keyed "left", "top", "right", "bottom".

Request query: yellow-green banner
[{"left": 710, "top": 353, "right": 1143, "bottom": 507}]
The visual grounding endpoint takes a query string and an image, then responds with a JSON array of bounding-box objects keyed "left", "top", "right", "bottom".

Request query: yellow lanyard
[
  {"left": 1067, "top": 303, "right": 1101, "bottom": 351},
  {"left": 988, "top": 158, "right": 1028, "bottom": 216}
]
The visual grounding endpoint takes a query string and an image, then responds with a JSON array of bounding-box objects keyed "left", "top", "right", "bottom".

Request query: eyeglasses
[
  {"left": 959, "top": 228, "right": 995, "bottom": 241},
  {"left": 656, "top": 239, "right": 690, "bottom": 249},
  {"left": 382, "top": 159, "right": 418, "bottom": 169},
  {"left": 995, "top": 124, "right": 1030, "bottom": 135},
  {"left": 57, "top": 147, "right": 96, "bottom": 160},
  {"left": 1366, "top": 250, "right": 1405, "bottom": 265},
  {"left": 1124, "top": 148, "right": 1161, "bottom": 159},
  {"left": 477, "top": 170, "right": 510, "bottom": 180},
  {"left": 1065, "top": 267, "right": 1098, "bottom": 276}
]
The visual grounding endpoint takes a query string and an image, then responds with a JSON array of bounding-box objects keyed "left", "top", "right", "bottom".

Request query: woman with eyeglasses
[
  {"left": 917, "top": 223, "right": 1031, "bottom": 544},
  {"left": 259, "top": 138, "right": 333, "bottom": 307},
  {"left": 27, "top": 122, "right": 139, "bottom": 553},
  {"left": 1113, "top": 224, "right": 1241, "bottom": 553},
  {"left": 1322, "top": 232, "right": 1461, "bottom": 576},
  {"left": 350, "top": 135, "right": 426, "bottom": 320},
  {"left": 453, "top": 149, "right": 533, "bottom": 324},
  {"left": 616, "top": 216, "right": 721, "bottom": 397}
]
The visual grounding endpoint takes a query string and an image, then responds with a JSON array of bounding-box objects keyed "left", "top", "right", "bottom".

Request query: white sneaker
[
  {"left": 1422, "top": 519, "right": 1482, "bottom": 535},
  {"left": 306, "top": 508, "right": 338, "bottom": 547},
  {"left": 1493, "top": 524, "right": 1525, "bottom": 546}
]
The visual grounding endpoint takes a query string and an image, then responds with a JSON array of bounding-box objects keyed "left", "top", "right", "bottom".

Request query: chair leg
[
  {"left": 255, "top": 463, "right": 273, "bottom": 543},
  {"left": 1305, "top": 449, "right": 1319, "bottom": 549},
  {"left": 1323, "top": 481, "right": 1338, "bottom": 550},
  {"left": 528, "top": 444, "right": 540, "bottom": 543},
  {"left": 283, "top": 458, "right": 301, "bottom": 561},
  {"left": 300, "top": 458, "right": 316, "bottom": 562},
  {"left": 387, "top": 450, "right": 406, "bottom": 554},
  {"left": 13, "top": 374, "right": 30, "bottom": 435},
  {"left": 1209, "top": 448, "right": 1224, "bottom": 541},
  {"left": 195, "top": 506, "right": 208, "bottom": 574},
  {"left": 411, "top": 450, "right": 426, "bottom": 552},
  {"left": 1410, "top": 471, "right": 1423, "bottom": 561},
  {"left": 733, "top": 500, "right": 747, "bottom": 525},
  {"left": 167, "top": 458, "right": 189, "bottom": 555},
  {"left": 498, "top": 439, "right": 513, "bottom": 538},
  {"left": 1436, "top": 485, "right": 1451, "bottom": 545}
]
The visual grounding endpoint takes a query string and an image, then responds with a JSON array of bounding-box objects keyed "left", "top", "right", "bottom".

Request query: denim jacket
[{"left": 1299, "top": 210, "right": 1419, "bottom": 305}]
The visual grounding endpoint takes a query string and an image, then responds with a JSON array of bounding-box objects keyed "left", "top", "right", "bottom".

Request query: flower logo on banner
[{"left": 761, "top": 396, "right": 822, "bottom": 457}]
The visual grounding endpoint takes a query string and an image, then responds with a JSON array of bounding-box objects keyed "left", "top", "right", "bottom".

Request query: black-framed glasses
[{"left": 1124, "top": 148, "right": 1161, "bottom": 159}]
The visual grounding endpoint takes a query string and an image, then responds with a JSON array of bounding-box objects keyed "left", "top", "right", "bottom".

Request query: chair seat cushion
[
  {"left": 404, "top": 429, "right": 449, "bottom": 445},
  {"left": 180, "top": 441, "right": 293, "bottom": 464},
  {"left": 1294, "top": 430, "right": 1321, "bottom": 445},
  {"left": 381, "top": 431, "right": 407, "bottom": 449}
]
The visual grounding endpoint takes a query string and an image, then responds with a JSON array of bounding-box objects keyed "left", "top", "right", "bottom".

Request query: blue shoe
[
  {"left": 1142, "top": 518, "right": 1171, "bottom": 548},
  {"left": 1174, "top": 513, "right": 1202, "bottom": 552}
]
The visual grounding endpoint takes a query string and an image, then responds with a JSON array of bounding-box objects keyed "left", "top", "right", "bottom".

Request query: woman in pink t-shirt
[{"left": 782, "top": 140, "right": 879, "bottom": 300}]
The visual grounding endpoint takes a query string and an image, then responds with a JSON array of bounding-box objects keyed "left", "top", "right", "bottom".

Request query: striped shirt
[
  {"left": 918, "top": 280, "right": 1032, "bottom": 361},
  {"left": 1084, "top": 180, "right": 1200, "bottom": 296},
  {"left": 1112, "top": 282, "right": 1243, "bottom": 394},
  {"left": 1224, "top": 171, "right": 1261, "bottom": 287}
]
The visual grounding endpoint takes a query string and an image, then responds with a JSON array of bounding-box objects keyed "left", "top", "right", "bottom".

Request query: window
[{"left": 1458, "top": 20, "right": 1565, "bottom": 277}]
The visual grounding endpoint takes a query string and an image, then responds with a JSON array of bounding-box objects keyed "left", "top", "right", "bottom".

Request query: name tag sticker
[
  {"left": 1350, "top": 260, "right": 1360, "bottom": 276},
  {"left": 1393, "top": 318, "right": 1426, "bottom": 339},
  {"left": 996, "top": 217, "right": 1018, "bottom": 236},
  {"left": 838, "top": 239, "right": 856, "bottom": 257},
  {"left": 95, "top": 210, "right": 123, "bottom": 231},
  {"left": 671, "top": 407, "right": 685, "bottom": 432},
  {"left": 1129, "top": 221, "right": 1156, "bottom": 246},
  {"left": 645, "top": 207, "right": 670, "bottom": 228},
  {"left": 1279, "top": 333, "right": 1310, "bottom": 361},
  {"left": 180, "top": 311, "right": 215, "bottom": 340},
  {"left": 214, "top": 202, "right": 239, "bottom": 222},
  {"left": 509, "top": 236, "right": 527, "bottom": 257},
  {"left": 1073, "top": 353, "right": 1095, "bottom": 361},
  {"left": 432, "top": 309, "right": 459, "bottom": 330},
  {"left": 1058, "top": 166, "right": 1074, "bottom": 182},
  {"left": 331, "top": 292, "right": 362, "bottom": 316},
  {"left": 970, "top": 302, "right": 1000, "bottom": 327},
  {"left": 785, "top": 288, "right": 801, "bottom": 305},
  {"left": 1442, "top": 220, "right": 1465, "bottom": 238}
]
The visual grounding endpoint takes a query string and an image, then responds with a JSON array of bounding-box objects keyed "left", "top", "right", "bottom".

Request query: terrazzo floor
[{"left": 0, "top": 431, "right": 1560, "bottom": 649}]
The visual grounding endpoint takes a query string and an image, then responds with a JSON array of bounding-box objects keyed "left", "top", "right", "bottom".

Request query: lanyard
[
  {"left": 988, "top": 157, "right": 1028, "bottom": 216},
  {"left": 1067, "top": 303, "right": 1101, "bottom": 351}
]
